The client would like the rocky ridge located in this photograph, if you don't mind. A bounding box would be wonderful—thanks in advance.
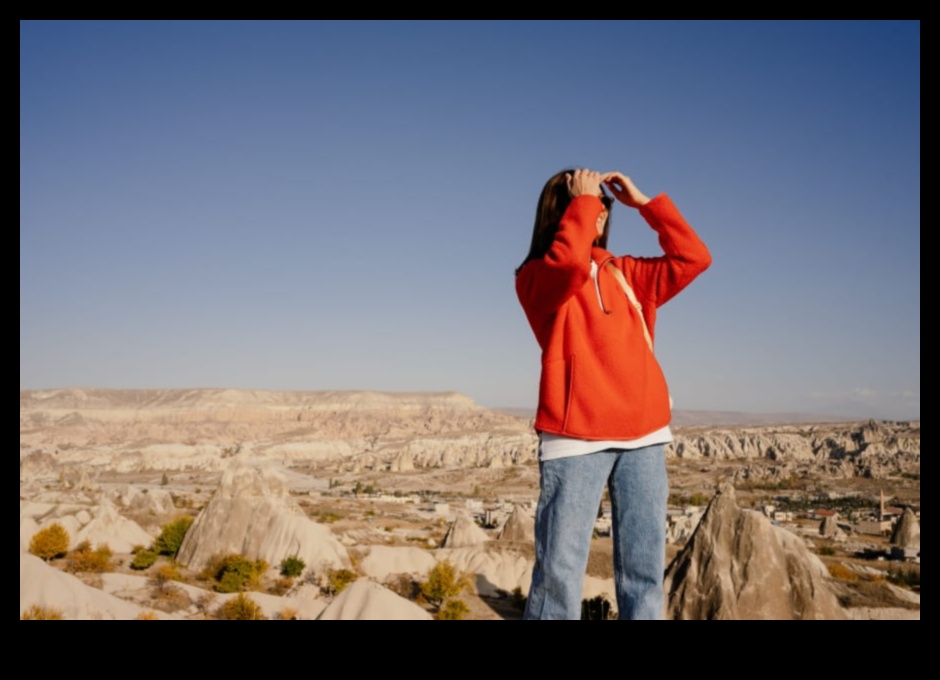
[20,389,919,479]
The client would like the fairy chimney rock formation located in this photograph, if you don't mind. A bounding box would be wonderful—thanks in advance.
[819,514,847,542]
[176,463,349,572]
[890,507,920,550]
[317,579,432,620]
[441,511,490,548]
[664,482,847,620]
[497,504,535,543]
[74,498,155,553]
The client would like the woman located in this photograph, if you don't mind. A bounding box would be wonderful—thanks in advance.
[515,168,711,620]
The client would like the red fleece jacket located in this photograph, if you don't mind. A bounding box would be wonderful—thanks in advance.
[516,193,711,439]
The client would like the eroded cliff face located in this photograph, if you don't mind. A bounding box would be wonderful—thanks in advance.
[673,419,920,479]
[20,388,538,474]
[20,389,919,478]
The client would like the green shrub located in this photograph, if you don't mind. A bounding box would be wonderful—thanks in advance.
[29,523,70,561]
[153,516,194,557]
[131,549,159,571]
[206,553,268,593]
[279,556,306,578]
[218,571,246,593]
[216,593,266,620]
[817,546,836,556]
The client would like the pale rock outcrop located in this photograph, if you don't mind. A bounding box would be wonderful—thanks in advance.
[207,588,328,620]
[403,433,537,469]
[73,498,155,553]
[438,546,533,597]
[359,545,437,581]
[68,468,98,492]
[109,485,175,516]
[849,607,920,620]
[840,582,920,620]
[20,501,86,540]
[99,571,202,616]
[20,517,40,553]
[176,463,349,572]
[33,515,82,548]
[389,451,414,472]
[667,509,705,544]
[358,543,535,599]
[582,575,616,604]
[819,514,847,542]
[497,504,535,543]
[890,507,920,550]
[20,500,86,521]
[317,579,432,620]
[441,511,490,548]
[96,571,328,620]
[20,499,153,554]
[19,450,57,483]
[664,482,847,620]
[883,582,920,606]
[20,553,173,620]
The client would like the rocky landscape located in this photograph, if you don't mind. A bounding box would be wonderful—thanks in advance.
[20,388,920,620]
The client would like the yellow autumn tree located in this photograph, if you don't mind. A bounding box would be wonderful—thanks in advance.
[29,523,70,561]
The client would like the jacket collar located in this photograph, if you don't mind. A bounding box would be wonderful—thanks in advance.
[591,246,615,267]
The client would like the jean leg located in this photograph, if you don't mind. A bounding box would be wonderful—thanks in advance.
[525,452,615,620]
[608,444,669,620]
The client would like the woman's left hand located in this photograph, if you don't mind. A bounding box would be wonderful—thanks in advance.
[601,172,651,209]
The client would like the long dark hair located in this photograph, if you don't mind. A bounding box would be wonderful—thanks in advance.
[515,168,610,275]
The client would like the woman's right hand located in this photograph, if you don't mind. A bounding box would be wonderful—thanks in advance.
[566,168,603,199]
[601,171,650,208]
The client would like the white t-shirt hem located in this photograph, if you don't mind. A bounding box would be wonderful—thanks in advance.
[538,426,673,461]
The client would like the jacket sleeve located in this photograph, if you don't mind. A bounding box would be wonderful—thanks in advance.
[516,195,603,319]
[618,194,712,308]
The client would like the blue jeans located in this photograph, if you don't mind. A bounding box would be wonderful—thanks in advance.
[524,444,668,620]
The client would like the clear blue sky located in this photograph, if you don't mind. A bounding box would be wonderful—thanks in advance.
[20,20,920,420]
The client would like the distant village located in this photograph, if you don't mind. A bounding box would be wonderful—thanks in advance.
[318,485,921,565]
[661,489,921,564]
